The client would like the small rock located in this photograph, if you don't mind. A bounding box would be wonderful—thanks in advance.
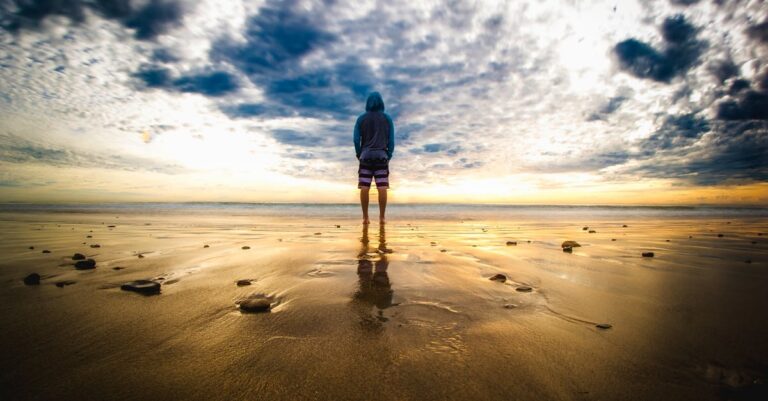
[440,249,447,252]
[55,280,76,288]
[611,239,617,241]
[86,235,92,238]
[239,298,271,313]
[642,252,654,258]
[588,230,596,234]
[23,273,41,285]
[112,267,125,270]
[203,244,209,248]
[582,227,589,230]
[314,232,322,235]
[242,246,250,250]
[622,224,628,228]
[72,253,86,260]
[335,225,341,228]
[75,259,96,269]
[503,304,517,309]
[236,279,252,286]
[489,274,507,283]
[90,244,100,248]
[717,234,724,238]
[430,242,437,246]
[42,250,51,253]
[665,239,670,242]
[759,233,764,236]
[120,280,161,295]
[689,235,693,239]
[137,254,144,258]
[28,246,34,250]
[596,323,612,329]
[107,225,115,228]
[561,241,581,248]
[563,246,573,253]
[516,286,533,292]
[506,241,517,246]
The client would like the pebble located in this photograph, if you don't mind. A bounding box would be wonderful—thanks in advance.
[72,253,85,260]
[112,267,125,270]
[516,286,533,292]
[107,225,115,228]
[611,239,617,241]
[717,234,724,238]
[503,304,517,309]
[563,246,573,253]
[596,323,612,329]
[120,280,161,295]
[335,225,341,228]
[489,274,507,283]
[642,252,654,258]
[440,249,447,252]
[622,224,628,228]
[242,246,250,250]
[74,259,96,269]
[506,241,517,246]
[239,298,271,313]
[90,244,100,248]
[588,230,596,233]
[55,280,76,288]
[314,232,322,235]
[42,250,51,253]
[86,235,92,238]
[561,241,581,248]
[28,246,34,250]
[23,273,41,285]
[204,244,209,248]
[137,254,144,258]
[236,279,252,286]
[582,227,589,231]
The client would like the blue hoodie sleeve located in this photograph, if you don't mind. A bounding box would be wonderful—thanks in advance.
[353,115,362,159]
[385,113,395,159]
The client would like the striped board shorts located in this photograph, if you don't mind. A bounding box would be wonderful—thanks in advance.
[358,158,389,189]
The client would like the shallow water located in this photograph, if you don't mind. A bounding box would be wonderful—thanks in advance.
[0,208,767,400]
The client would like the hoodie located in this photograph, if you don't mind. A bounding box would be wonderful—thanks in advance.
[353,92,395,160]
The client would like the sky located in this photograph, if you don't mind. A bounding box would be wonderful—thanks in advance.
[0,0,767,205]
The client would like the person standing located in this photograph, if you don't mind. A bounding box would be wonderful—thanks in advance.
[353,92,395,224]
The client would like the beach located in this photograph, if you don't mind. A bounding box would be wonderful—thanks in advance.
[1,204,767,401]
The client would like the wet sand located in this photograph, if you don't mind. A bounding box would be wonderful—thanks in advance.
[1,210,767,400]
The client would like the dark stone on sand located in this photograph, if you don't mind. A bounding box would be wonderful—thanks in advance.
[90,244,100,248]
[563,246,573,253]
[430,242,437,246]
[28,246,34,250]
[717,234,724,238]
[611,239,617,241]
[314,232,322,235]
[561,241,581,248]
[689,235,693,239]
[759,233,764,236]
[239,298,271,313]
[137,254,144,258]
[336,225,341,228]
[72,253,85,260]
[506,241,517,246]
[55,280,76,288]
[107,225,115,228]
[242,246,250,250]
[440,249,447,252]
[204,244,209,248]
[112,267,125,270]
[596,323,612,329]
[642,252,654,258]
[42,250,51,253]
[622,224,628,228]
[23,273,41,285]
[75,259,96,269]
[504,304,517,309]
[665,239,670,242]
[588,230,596,233]
[237,279,252,286]
[516,286,533,292]
[120,280,161,295]
[582,227,589,230]
[489,274,507,283]
[86,235,92,238]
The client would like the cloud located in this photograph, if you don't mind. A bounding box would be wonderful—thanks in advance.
[614,15,706,83]
[587,96,628,121]
[133,65,240,96]
[746,20,768,45]
[1,0,188,40]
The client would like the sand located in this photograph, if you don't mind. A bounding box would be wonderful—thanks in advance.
[1,209,767,401]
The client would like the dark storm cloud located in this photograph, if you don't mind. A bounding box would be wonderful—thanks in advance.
[642,113,710,152]
[0,0,186,40]
[670,0,700,5]
[270,127,347,148]
[132,65,240,97]
[746,20,768,44]
[717,90,768,120]
[708,59,740,84]
[614,15,706,83]
[0,134,186,173]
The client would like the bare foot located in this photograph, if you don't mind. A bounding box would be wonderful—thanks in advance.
[379,218,386,224]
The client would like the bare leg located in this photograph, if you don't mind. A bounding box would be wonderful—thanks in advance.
[378,188,387,223]
[360,187,370,224]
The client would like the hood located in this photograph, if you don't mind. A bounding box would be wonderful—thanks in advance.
[365,92,385,112]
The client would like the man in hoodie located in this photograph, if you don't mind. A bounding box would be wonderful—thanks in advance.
[353,92,395,224]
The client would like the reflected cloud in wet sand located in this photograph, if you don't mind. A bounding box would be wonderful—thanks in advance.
[352,224,393,331]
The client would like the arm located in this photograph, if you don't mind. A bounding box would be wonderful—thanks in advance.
[385,114,395,160]
[353,115,362,159]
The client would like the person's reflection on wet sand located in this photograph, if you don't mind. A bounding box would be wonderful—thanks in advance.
[352,224,393,331]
